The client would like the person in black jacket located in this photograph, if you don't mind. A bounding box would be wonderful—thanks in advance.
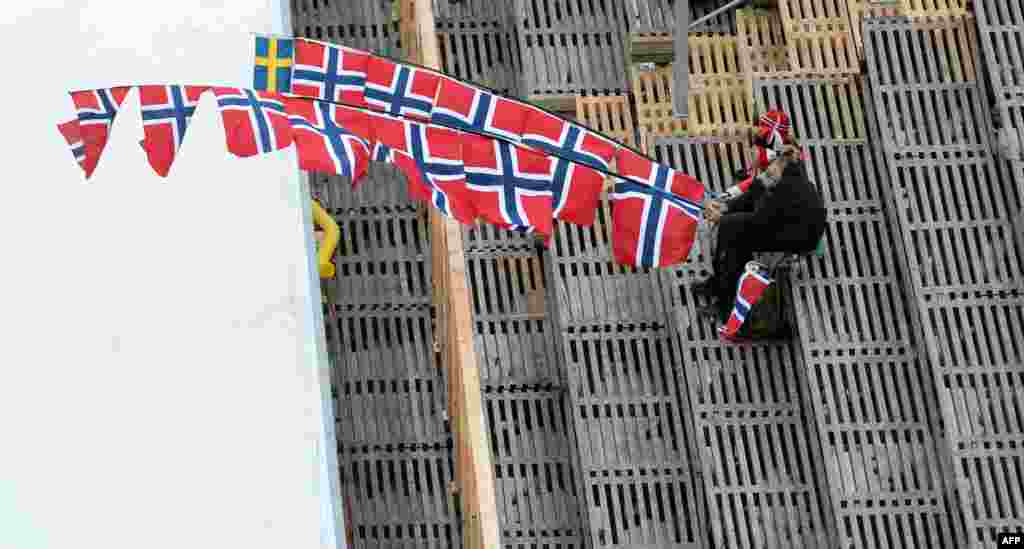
[695,143,827,323]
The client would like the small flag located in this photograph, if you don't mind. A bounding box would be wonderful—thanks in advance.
[719,265,773,341]
[56,119,87,173]
[254,36,294,93]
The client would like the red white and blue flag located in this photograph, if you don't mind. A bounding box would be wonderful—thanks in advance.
[463,133,555,236]
[68,87,132,178]
[431,77,532,142]
[719,267,773,341]
[212,87,293,157]
[521,107,618,171]
[138,85,209,177]
[400,123,476,224]
[56,119,87,173]
[285,97,371,184]
[550,158,606,227]
[364,56,440,122]
[610,148,704,268]
[367,109,414,153]
[292,39,369,108]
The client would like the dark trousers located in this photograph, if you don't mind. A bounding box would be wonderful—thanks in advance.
[711,212,826,317]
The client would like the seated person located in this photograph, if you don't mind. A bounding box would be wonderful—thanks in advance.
[695,141,827,324]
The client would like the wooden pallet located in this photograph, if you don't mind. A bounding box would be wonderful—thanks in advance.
[339,446,462,547]
[688,74,754,137]
[559,325,705,547]
[632,64,687,148]
[484,390,585,545]
[974,0,1024,100]
[628,32,673,64]
[437,21,522,97]
[737,8,793,80]
[775,0,860,74]
[575,95,637,149]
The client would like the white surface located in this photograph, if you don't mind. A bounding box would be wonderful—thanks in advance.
[0,3,342,548]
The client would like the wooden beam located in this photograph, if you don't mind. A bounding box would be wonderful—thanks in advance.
[403,2,501,548]
[527,93,579,116]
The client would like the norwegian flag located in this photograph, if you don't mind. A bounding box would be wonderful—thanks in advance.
[292,39,369,108]
[138,85,209,177]
[370,141,393,163]
[521,107,618,171]
[69,87,132,178]
[550,158,605,227]
[463,133,555,236]
[212,87,293,158]
[400,123,476,224]
[719,267,773,341]
[431,77,532,142]
[610,149,705,268]
[367,109,414,153]
[286,97,371,184]
[365,56,440,121]
[56,119,87,173]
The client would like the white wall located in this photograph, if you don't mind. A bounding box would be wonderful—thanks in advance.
[0,3,343,548]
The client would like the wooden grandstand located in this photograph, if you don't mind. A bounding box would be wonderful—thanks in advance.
[292,0,1024,547]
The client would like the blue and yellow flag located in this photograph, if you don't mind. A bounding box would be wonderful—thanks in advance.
[253,36,294,93]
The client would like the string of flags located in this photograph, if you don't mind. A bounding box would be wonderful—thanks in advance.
[53,34,787,336]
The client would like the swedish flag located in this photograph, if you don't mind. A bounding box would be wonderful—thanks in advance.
[253,36,294,93]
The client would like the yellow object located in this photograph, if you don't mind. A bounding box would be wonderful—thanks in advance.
[312,199,339,279]
[255,39,292,92]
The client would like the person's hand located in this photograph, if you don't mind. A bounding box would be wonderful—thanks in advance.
[705,200,724,224]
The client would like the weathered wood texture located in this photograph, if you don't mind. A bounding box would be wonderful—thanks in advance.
[654,136,837,549]
[291,0,401,56]
[312,168,459,546]
[576,95,638,149]
[559,324,705,548]
[552,194,668,326]
[485,388,585,546]
[753,76,963,548]
[513,0,631,98]
[974,0,1024,101]
[865,16,1024,547]
[776,0,860,75]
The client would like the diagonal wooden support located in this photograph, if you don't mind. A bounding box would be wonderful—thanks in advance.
[401,2,501,548]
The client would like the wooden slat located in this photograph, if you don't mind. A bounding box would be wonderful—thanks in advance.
[436,21,522,96]
[865,17,1024,547]
[559,326,706,548]
[406,2,501,549]
[777,0,860,75]
[516,0,630,96]
[737,8,792,81]
[551,193,667,326]
[484,391,585,545]
[974,0,1024,101]
[339,446,462,547]
[575,95,637,148]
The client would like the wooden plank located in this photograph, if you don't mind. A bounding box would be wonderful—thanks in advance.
[737,8,793,81]
[436,21,521,96]
[575,94,637,148]
[974,0,1024,101]
[633,64,688,147]
[515,0,631,96]
[864,17,1024,547]
[406,2,501,549]
[551,193,667,326]
[558,326,706,548]
[527,93,578,115]
[339,446,462,547]
[484,391,585,545]
[777,0,861,75]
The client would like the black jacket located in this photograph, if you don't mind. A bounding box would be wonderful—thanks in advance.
[723,161,827,251]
